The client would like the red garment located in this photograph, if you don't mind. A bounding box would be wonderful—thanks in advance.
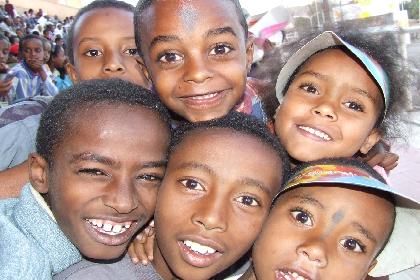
[9,43,18,56]
[4,3,14,18]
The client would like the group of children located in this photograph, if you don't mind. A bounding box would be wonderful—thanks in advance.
[0,0,419,279]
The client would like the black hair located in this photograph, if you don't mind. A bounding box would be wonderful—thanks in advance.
[36,78,171,166]
[168,111,290,186]
[66,0,134,64]
[19,34,43,54]
[134,0,248,57]
[280,29,409,142]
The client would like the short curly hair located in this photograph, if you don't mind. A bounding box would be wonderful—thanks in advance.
[36,78,171,166]
[169,111,290,186]
[280,29,410,142]
[66,0,134,64]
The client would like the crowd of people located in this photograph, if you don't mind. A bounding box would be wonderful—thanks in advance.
[0,1,72,105]
[0,0,419,280]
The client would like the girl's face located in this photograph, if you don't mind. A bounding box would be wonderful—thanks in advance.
[275,49,383,162]
[52,47,66,68]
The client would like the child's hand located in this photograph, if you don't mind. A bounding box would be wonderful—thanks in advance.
[0,78,13,97]
[128,220,155,265]
[0,63,9,73]
[359,141,399,172]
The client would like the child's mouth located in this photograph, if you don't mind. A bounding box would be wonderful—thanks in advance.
[178,239,223,268]
[180,90,228,108]
[85,218,137,245]
[297,125,332,141]
[276,270,312,280]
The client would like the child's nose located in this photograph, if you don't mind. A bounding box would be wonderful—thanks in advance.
[296,238,328,268]
[102,180,139,214]
[183,56,213,84]
[191,193,227,232]
[103,53,126,74]
[311,99,338,121]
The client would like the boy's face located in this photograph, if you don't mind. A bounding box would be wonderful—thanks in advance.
[138,0,253,122]
[275,49,383,162]
[153,129,283,280]
[0,39,10,64]
[31,104,169,259]
[68,8,148,87]
[22,38,44,72]
[252,185,394,280]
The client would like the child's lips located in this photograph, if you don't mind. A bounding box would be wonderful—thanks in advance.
[275,268,314,280]
[179,89,229,108]
[84,217,139,246]
[177,235,225,268]
[296,124,338,142]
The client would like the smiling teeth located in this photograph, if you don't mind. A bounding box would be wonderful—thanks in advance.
[191,92,218,100]
[183,240,216,255]
[86,219,132,235]
[279,271,308,280]
[299,125,331,141]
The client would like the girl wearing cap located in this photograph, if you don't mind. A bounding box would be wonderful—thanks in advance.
[273,30,408,169]
[242,157,420,280]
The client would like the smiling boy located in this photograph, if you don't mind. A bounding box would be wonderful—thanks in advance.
[0,79,171,279]
[134,0,266,122]
[54,112,290,280]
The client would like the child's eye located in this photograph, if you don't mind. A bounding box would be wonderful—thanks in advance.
[291,209,313,226]
[78,168,107,176]
[209,44,233,55]
[179,179,204,191]
[343,101,364,112]
[300,83,318,95]
[137,174,162,182]
[235,195,260,207]
[339,238,365,253]
[158,52,182,63]
[84,49,103,57]
[124,48,138,56]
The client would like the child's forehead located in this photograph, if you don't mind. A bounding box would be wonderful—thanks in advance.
[142,0,243,34]
[24,38,43,47]
[75,8,134,34]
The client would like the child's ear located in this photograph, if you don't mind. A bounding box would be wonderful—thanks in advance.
[136,56,152,84]
[245,34,255,74]
[360,128,381,155]
[66,63,79,83]
[29,153,49,194]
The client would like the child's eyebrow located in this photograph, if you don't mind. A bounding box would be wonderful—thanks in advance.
[149,35,180,50]
[238,177,271,195]
[70,153,167,169]
[351,221,377,243]
[298,70,328,81]
[291,194,325,209]
[70,152,116,166]
[206,26,237,38]
[175,161,214,175]
[351,87,376,102]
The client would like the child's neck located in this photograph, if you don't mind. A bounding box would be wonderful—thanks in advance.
[238,265,256,280]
